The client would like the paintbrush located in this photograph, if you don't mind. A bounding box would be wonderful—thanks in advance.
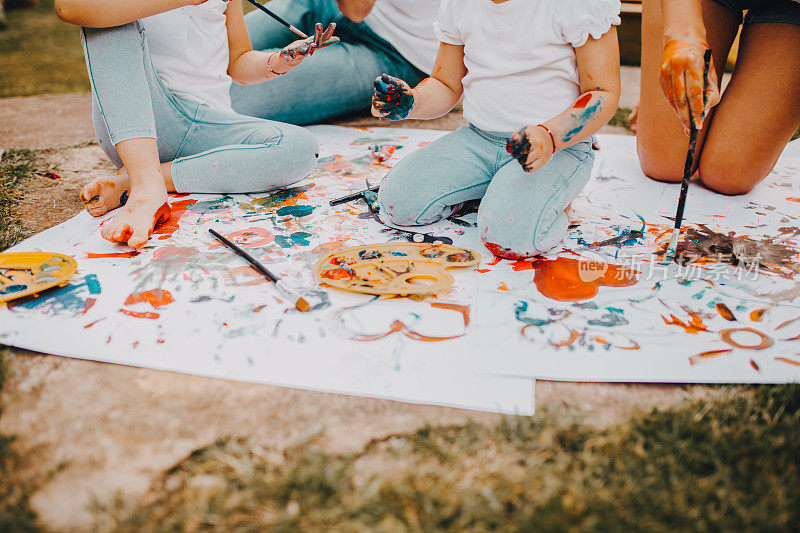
[572,230,645,252]
[329,184,381,206]
[664,48,713,263]
[209,228,310,312]
[243,0,309,39]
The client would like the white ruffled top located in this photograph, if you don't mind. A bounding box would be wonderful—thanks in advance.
[434,0,621,132]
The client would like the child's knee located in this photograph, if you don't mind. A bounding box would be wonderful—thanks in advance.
[478,206,568,260]
[276,126,319,186]
[377,169,436,226]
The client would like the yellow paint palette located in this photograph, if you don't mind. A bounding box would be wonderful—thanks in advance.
[314,243,481,296]
[0,252,78,303]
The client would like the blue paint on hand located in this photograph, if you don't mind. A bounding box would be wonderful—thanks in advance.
[372,74,414,121]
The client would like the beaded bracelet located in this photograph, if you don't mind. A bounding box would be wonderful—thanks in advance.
[265,52,287,77]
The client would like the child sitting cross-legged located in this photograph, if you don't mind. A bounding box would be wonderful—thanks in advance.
[372,0,622,259]
[56,0,336,248]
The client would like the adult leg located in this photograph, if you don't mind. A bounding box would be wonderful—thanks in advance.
[636,0,739,182]
[378,127,498,226]
[478,143,595,259]
[698,22,800,195]
[231,40,425,125]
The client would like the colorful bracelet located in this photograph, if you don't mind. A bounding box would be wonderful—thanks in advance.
[537,124,556,154]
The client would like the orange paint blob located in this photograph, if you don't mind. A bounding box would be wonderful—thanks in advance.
[531,257,638,302]
[321,268,354,280]
[689,349,732,365]
[119,308,160,319]
[86,251,140,259]
[125,289,175,309]
[497,282,510,291]
[774,356,800,367]
[511,260,535,271]
[662,311,709,334]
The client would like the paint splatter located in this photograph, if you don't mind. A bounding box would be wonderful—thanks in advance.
[125,289,175,309]
[531,257,638,302]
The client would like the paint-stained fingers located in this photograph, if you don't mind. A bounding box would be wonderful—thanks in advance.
[313,22,323,48]
[321,22,336,43]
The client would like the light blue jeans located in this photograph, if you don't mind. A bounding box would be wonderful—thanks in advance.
[81,22,319,193]
[378,125,595,259]
[229,0,427,125]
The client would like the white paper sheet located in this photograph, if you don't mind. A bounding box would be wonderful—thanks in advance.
[0,126,534,414]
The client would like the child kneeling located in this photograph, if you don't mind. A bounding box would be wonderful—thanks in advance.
[372,0,621,259]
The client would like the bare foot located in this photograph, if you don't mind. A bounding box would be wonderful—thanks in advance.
[80,169,130,217]
[100,178,171,249]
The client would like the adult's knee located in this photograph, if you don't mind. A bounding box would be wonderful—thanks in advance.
[636,136,685,183]
[698,157,763,196]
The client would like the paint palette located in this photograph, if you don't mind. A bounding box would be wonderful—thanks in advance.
[314,243,481,296]
[0,252,78,303]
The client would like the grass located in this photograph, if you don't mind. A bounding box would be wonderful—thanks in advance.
[0,149,36,251]
[0,0,87,98]
[93,385,800,532]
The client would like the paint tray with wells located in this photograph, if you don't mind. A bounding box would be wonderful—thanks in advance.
[314,243,481,296]
[0,252,78,303]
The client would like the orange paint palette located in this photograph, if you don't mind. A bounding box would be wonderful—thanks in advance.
[314,243,481,296]
[0,252,78,303]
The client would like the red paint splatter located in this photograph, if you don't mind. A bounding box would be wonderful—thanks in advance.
[83,318,106,329]
[86,251,140,258]
[152,198,197,238]
[486,256,501,266]
[511,260,535,271]
[476,269,490,273]
[483,241,531,261]
[532,257,638,302]
[750,359,761,372]
[788,198,800,203]
[125,289,175,309]
[119,308,160,319]
[574,93,592,109]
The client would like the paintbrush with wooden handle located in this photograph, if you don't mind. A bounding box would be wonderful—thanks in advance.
[664,48,713,263]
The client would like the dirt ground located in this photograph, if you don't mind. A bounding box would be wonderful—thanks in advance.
[0,87,701,531]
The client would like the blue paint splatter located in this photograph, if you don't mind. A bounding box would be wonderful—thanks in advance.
[9,274,102,316]
[274,232,312,248]
[276,205,316,218]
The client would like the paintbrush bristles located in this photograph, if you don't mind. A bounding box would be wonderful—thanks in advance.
[665,228,681,261]
[295,297,310,313]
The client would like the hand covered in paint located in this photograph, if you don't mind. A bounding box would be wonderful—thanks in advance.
[371,74,414,120]
[506,125,555,173]
[659,39,721,133]
[275,23,338,71]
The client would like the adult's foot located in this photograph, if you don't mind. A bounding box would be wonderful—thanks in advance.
[80,169,130,217]
[100,176,170,249]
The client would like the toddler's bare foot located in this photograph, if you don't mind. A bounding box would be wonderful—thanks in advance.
[100,179,171,249]
[80,169,131,217]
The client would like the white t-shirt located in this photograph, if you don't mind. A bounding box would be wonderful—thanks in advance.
[364,0,442,74]
[434,0,621,133]
[142,0,233,112]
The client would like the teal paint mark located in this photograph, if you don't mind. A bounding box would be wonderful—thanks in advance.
[390,252,408,256]
[514,301,554,327]
[9,274,101,316]
[274,232,312,248]
[573,302,599,309]
[589,309,628,327]
[563,99,602,142]
[276,205,316,218]
[187,195,235,215]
